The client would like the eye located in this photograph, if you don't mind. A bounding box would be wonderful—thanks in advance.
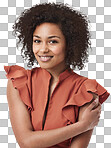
[33,40,41,43]
[49,40,58,44]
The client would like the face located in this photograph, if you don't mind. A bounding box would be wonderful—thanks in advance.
[33,22,66,71]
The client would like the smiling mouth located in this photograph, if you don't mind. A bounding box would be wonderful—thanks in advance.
[38,55,53,57]
[38,55,53,62]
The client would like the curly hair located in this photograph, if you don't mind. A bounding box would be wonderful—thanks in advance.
[13,2,91,70]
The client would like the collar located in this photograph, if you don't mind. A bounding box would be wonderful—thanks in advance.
[41,67,74,83]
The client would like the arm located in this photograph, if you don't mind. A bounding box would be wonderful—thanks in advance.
[70,93,100,148]
[7,80,101,148]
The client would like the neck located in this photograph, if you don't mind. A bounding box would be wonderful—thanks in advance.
[45,63,70,82]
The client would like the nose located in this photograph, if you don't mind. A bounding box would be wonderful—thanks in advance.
[40,42,49,52]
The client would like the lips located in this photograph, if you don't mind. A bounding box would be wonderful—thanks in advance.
[38,55,53,62]
[38,55,53,57]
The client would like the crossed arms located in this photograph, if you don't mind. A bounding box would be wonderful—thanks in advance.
[7,79,101,148]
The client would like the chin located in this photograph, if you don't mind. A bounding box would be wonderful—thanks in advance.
[38,62,58,70]
[39,65,54,70]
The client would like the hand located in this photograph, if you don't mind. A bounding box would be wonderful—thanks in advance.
[79,98,101,131]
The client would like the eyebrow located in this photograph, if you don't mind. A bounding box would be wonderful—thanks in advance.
[33,35,60,39]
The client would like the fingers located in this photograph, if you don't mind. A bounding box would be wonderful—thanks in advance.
[98,102,101,106]
[92,103,101,115]
[87,98,99,111]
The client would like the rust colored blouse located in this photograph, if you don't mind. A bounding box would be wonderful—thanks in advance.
[4,65,110,148]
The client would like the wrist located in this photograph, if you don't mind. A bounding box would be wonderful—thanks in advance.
[78,120,89,132]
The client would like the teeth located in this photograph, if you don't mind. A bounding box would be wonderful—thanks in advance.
[40,56,52,59]
[38,55,53,61]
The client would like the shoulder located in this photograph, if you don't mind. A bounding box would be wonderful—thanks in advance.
[70,71,88,88]
[74,72,108,98]
[4,65,34,111]
[71,71,101,91]
[7,79,21,104]
[70,71,110,106]
[4,65,41,79]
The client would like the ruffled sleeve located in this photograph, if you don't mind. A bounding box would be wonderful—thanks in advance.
[62,79,110,124]
[4,65,33,111]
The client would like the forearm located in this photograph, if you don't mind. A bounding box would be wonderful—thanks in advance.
[70,94,99,148]
[70,129,93,148]
[22,121,88,148]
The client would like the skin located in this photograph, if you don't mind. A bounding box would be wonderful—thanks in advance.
[71,98,100,148]
[33,22,68,83]
[7,81,101,148]
[6,22,101,148]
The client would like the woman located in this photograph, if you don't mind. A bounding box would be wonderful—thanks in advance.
[4,3,110,148]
